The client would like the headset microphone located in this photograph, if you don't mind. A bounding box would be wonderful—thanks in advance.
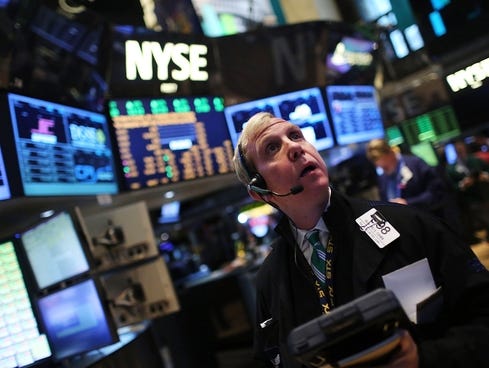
[248,180,304,197]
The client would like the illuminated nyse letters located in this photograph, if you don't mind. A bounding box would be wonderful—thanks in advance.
[446,57,489,92]
[125,40,209,82]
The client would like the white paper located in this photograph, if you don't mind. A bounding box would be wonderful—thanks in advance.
[382,258,436,323]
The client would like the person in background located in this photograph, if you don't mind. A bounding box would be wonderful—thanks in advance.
[232,112,489,368]
[365,138,459,230]
[446,139,489,242]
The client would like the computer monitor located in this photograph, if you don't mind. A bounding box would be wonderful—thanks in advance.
[324,85,385,146]
[101,257,180,327]
[108,95,234,191]
[5,92,119,196]
[0,143,11,201]
[77,201,159,272]
[0,237,52,367]
[19,211,91,291]
[35,278,119,361]
[399,105,461,146]
[224,87,335,151]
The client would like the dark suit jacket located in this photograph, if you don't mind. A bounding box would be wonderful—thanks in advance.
[254,190,489,368]
[377,154,446,211]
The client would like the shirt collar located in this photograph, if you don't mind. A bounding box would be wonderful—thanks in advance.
[294,187,331,250]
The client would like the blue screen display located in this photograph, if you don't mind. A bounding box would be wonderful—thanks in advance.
[36,279,118,361]
[0,144,11,201]
[108,95,234,190]
[7,93,119,196]
[224,87,335,152]
[325,85,385,146]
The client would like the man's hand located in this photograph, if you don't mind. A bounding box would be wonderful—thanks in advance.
[383,329,419,368]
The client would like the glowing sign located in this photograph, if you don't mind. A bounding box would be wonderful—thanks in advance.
[446,57,489,92]
[125,40,209,82]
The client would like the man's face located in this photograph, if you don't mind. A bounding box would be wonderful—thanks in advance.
[247,120,329,204]
[374,152,398,175]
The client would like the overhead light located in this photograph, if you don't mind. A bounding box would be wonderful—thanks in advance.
[40,210,55,218]
[164,191,175,199]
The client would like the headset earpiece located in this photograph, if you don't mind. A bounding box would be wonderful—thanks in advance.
[238,144,268,193]
[249,173,267,191]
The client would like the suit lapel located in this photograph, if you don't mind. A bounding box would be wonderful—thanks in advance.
[324,191,388,297]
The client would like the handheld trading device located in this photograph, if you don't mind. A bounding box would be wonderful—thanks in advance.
[287,288,409,368]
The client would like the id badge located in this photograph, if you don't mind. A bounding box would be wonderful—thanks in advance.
[356,208,400,248]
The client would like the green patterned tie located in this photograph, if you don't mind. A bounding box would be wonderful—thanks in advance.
[307,229,326,287]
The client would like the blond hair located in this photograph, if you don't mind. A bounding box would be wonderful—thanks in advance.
[232,112,280,185]
[366,138,395,162]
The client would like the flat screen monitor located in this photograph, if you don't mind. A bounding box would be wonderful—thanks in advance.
[0,238,52,367]
[20,211,91,291]
[6,92,119,196]
[108,95,234,191]
[0,144,11,201]
[35,278,119,361]
[78,201,159,271]
[325,85,385,146]
[224,87,335,151]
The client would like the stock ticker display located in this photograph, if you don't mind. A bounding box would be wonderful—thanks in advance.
[108,96,234,190]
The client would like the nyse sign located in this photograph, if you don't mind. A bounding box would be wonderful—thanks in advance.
[125,40,209,83]
[446,57,489,93]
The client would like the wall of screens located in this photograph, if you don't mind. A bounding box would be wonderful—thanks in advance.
[0,85,393,199]
[4,92,119,197]
[108,95,234,191]
[224,87,335,151]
